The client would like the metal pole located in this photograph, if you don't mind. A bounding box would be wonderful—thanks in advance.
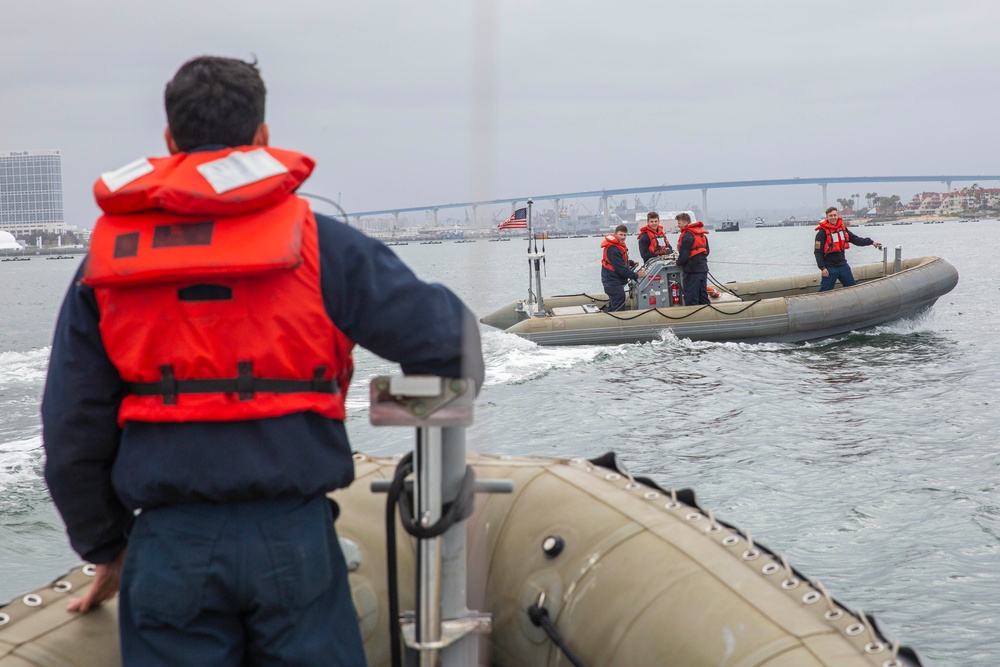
[701,188,709,224]
[894,246,902,274]
[415,427,444,667]
[369,376,508,667]
[438,427,477,666]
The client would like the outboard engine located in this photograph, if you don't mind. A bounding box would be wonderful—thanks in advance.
[635,255,685,309]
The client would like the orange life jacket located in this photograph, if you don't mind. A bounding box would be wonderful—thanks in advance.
[678,221,708,257]
[82,147,354,427]
[601,234,632,271]
[638,224,668,256]
[815,218,850,254]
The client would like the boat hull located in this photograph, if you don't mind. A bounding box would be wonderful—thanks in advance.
[481,256,958,346]
[0,453,921,667]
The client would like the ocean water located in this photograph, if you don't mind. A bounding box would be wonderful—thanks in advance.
[2,221,998,666]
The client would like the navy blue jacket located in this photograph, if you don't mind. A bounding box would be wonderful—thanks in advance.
[601,245,639,286]
[677,229,710,274]
[814,227,876,269]
[42,212,485,564]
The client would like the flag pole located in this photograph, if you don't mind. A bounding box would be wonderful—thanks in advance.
[527,199,544,315]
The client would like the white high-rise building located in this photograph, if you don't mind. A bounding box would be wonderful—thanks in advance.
[0,149,65,235]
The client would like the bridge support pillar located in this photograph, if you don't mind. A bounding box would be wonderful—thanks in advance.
[946,180,952,192]
[821,183,828,211]
[471,205,478,227]
[701,188,709,223]
[433,208,439,226]
[601,195,609,229]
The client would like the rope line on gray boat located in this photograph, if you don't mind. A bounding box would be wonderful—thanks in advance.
[384,452,478,667]
[709,259,816,267]
[528,596,588,667]
[601,298,761,322]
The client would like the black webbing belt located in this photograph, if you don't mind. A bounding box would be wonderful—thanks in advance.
[128,362,339,404]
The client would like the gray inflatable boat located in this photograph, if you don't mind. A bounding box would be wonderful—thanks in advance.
[480,253,958,346]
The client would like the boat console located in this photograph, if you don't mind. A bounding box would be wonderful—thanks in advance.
[634,256,685,309]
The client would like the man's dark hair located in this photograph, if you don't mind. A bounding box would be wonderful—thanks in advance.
[615,224,628,233]
[825,206,838,215]
[646,211,659,222]
[164,56,266,151]
[675,212,691,224]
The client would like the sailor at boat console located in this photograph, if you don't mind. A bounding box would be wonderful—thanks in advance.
[637,212,674,263]
[814,206,882,292]
[601,224,646,311]
[675,212,712,305]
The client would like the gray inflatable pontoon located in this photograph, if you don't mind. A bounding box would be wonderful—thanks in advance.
[480,255,958,346]
[0,454,921,667]
[0,452,923,666]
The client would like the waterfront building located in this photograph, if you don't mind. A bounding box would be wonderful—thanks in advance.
[0,149,65,236]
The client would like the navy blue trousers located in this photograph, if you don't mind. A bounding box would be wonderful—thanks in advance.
[118,496,366,667]
[682,272,710,305]
[818,264,856,292]
[602,280,628,312]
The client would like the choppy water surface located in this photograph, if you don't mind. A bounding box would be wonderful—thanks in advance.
[2,222,998,665]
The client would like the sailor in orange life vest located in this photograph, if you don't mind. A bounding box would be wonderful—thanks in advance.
[814,206,882,292]
[601,224,647,311]
[637,211,674,263]
[41,55,484,667]
[675,212,712,305]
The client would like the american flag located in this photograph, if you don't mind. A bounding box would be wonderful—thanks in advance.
[497,208,528,229]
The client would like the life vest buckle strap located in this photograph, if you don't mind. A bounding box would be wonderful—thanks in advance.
[312,366,330,393]
[237,361,255,401]
[159,365,178,405]
[126,365,342,403]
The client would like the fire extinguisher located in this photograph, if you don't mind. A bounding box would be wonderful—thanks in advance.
[670,281,681,305]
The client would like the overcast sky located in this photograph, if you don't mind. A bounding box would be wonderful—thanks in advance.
[4,0,999,226]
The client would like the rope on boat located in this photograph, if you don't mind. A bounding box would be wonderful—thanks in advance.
[709,259,816,267]
[527,600,588,667]
[384,452,478,667]
[602,298,761,322]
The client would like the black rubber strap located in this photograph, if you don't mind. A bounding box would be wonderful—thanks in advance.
[128,364,339,401]
[528,603,587,667]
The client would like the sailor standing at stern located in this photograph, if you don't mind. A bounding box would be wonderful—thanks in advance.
[675,212,711,305]
[601,224,646,311]
[41,55,484,667]
[814,206,882,292]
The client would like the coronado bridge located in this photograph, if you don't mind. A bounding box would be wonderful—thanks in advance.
[339,175,1000,229]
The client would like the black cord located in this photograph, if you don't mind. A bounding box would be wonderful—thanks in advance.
[385,452,412,667]
[384,453,478,667]
[527,603,587,667]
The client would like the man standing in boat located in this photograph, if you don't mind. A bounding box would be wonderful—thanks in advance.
[41,55,484,667]
[637,211,674,264]
[675,212,711,305]
[814,206,882,292]
[601,224,646,311]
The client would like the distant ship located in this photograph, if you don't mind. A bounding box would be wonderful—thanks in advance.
[717,218,740,232]
[755,216,767,228]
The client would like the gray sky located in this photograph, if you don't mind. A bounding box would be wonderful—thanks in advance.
[3,0,999,226]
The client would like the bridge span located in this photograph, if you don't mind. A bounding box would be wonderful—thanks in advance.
[347,175,1000,227]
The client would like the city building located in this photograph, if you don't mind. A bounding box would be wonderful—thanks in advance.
[0,149,65,236]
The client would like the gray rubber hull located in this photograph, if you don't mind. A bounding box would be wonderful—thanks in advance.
[480,256,958,346]
[0,453,923,667]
